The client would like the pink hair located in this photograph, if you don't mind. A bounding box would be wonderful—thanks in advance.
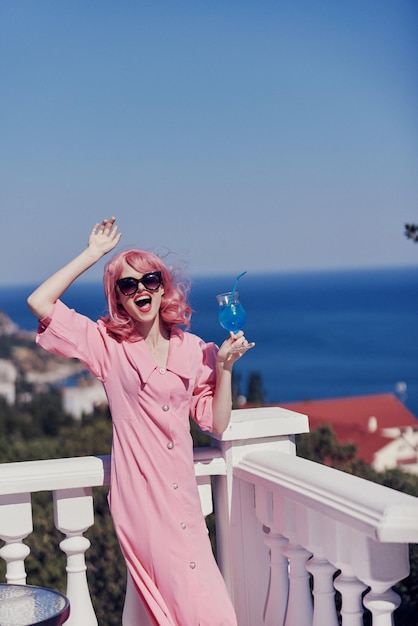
[101,249,192,341]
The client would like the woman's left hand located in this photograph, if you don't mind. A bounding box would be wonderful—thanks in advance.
[216,331,255,366]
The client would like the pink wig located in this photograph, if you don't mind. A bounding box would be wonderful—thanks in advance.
[101,249,192,341]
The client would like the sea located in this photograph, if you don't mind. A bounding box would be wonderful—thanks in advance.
[1,266,418,417]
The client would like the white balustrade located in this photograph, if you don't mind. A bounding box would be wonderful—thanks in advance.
[235,449,418,625]
[0,456,108,626]
[0,407,418,626]
[210,405,309,626]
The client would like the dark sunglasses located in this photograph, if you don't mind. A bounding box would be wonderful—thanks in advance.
[116,271,163,296]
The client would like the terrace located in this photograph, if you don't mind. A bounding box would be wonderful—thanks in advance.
[1,406,418,625]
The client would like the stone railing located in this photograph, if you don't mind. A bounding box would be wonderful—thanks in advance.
[1,407,418,625]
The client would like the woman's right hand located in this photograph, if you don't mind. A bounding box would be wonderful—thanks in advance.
[27,217,122,320]
[88,217,122,259]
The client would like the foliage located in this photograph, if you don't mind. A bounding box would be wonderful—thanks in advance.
[405,223,418,242]
[231,369,266,406]
[246,371,265,405]
[296,423,358,470]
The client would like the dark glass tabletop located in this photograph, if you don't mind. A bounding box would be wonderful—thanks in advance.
[0,584,70,626]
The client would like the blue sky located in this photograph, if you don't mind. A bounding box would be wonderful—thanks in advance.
[1,0,417,285]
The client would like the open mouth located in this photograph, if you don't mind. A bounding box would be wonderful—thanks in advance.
[135,296,152,311]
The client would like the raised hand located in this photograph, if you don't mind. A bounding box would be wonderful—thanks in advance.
[88,217,122,258]
[27,217,122,320]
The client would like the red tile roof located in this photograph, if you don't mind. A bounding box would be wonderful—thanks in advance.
[280,393,418,465]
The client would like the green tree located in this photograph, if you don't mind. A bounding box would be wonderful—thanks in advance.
[246,371,265,405]
[231,370,241,408]
[296,423,359,470]
[405,223,418,242]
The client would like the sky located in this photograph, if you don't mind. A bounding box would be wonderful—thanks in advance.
[1,0,418,285]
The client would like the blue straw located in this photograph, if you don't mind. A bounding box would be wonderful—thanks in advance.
[231,271,247,295]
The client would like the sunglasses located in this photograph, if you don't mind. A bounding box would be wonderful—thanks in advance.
[116,271,163,296]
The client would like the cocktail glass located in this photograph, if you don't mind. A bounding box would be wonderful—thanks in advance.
[216,291,247,333]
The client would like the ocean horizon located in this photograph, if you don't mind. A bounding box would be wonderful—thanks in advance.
[1,265,418,417]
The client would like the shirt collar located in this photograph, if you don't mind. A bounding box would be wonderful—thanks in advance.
[122,330,192,384]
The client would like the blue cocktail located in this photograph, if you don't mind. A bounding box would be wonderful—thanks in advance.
[216,291,247,333]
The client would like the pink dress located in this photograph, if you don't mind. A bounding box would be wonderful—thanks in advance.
[37,300,237,626]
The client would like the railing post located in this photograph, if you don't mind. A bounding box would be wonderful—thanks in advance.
[263,529,289,626]
[210,407,309,626]
[305,509,338,626]
[307,555,339,626]
[333,572,368,626]
[53,487,97,626]
[255,486,289,626]
[352,534,408,626]
[0,493,32,585]
[362,587,401,626]
[324,520,367,626]
[282,542,313,626]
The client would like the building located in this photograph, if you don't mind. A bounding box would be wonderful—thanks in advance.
[62,379,108,420]
[281,393,418,473]
[0,359,18,405]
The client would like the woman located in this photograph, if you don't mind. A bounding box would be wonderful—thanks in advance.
[27,217,254,626]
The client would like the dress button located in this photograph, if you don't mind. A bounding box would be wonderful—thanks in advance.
[189,562,196,569]
[167,442,174,450]
[171,482,178,489]
[180,522,187,529]
[159,367,166,374]
[162,404,169,412]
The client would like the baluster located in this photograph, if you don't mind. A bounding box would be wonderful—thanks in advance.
[53,487,97,626]
[282,542,313,626]
[0,493,32,585]
[351,536,408,626]
[263,528,289,626]
[362,584,401,626]
[306,555,338,626]
[333,571,367,626]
